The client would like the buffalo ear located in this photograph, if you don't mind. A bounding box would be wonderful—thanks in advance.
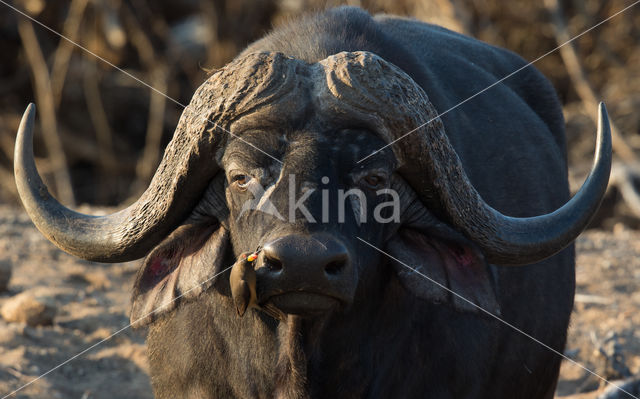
[386,228,500,315]
[130,222,229,327]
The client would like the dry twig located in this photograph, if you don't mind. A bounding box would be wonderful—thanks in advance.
[545,0,640,218]
[17,16,76,206]
[121,4,169,191]
[50,0,89,110]
[82,56,118,202]
[413,0,472,34]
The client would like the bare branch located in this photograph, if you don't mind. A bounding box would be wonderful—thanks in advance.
[17,17,76,206]
[545,0,640,220]
[50,0,89,110]
[0,162,19,200]
[413,0,472,34]
[544,0,636,164]
[611,161,640,218]
[82,56,118,202]
[121,5,169,190]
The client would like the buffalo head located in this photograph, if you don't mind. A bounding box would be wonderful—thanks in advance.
[14,51,611,325]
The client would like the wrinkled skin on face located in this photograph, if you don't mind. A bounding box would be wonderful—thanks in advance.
[223,127,395,307]
[139,138,498,399]
[218,117,499,312]
[132,69,502,399]
[130,50,501,332]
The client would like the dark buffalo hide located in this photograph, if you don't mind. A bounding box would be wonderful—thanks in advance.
[140,7,574,399]
[14,6,612,399]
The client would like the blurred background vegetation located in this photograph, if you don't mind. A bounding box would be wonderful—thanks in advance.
[0,0,638,227]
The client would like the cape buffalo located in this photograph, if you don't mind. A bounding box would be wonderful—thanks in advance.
[14,6,611,399]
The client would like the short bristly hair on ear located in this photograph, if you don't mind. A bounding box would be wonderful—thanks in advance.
[130,176,231,327]
[130,222,229,327]
[385,176,500,315]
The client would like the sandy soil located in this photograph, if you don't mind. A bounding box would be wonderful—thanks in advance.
[0,207,151,399]
[0,205,638,399]
[556,226,640,398]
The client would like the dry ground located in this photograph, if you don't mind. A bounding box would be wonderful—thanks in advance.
[0,205,638,398]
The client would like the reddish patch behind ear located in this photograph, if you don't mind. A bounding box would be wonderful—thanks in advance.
[131,222,229,326]
[387,228,500,315]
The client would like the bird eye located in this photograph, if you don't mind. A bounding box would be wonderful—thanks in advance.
[232,174,251,190]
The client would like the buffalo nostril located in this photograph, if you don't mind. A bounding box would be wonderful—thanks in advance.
[264,257,283,273]
[262,236,350,277]
[262,242,284,273]
[324,259,347,276]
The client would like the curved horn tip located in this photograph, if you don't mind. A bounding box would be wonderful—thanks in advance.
[15,104,37,158]
[13,100,216,264]
[22,103,36,123]
[597,102,609,129]
[19,103,36,133]
[595,102,612,165]
[598,101,606,112]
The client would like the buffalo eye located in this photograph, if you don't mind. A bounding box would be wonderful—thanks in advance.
[231,174,251,191]
[360,174,386,190]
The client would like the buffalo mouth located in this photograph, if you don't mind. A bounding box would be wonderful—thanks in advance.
[265,291,341,315]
